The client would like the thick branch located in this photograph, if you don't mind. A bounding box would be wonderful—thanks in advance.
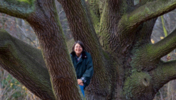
[99,0,121,51]
[129,19,157,72]
[0,0,35,18]
[58,0,99,47]
[99,1,109,48]
[118,0,176,39]
[1,0,82,99]
[150,60,176,93]
[26,0,82,99]
[147,28,176,60]
[0,30,54,100]
[99,0,133,52]
[86,0,100,33]
[131,28,176,71]
[133,18,157,47]
[123,72,153,100]
[99,0,106,14]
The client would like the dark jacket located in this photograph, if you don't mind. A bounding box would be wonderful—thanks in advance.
[70,51,94,88]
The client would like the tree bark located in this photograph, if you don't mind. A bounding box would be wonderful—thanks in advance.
[1,0,82,99]
[58,0,114,99]
[0,29,54,99]
[1,0,176,100]
[26,0,82,99]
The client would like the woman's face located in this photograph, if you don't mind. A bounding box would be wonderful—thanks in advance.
[74,43,83,55]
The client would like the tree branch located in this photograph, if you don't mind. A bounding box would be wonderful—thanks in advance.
[0,0,82,99]
[26,0,82,99]
[0,0,35,19]
[0,30,54,99]
[99,0,124,51]
[131,28,176,71]
[99,1,109,48]
[123,71,153,100]
[86,0,100,33]
[147,28,176,60]
[118,0,176,40]
[150,60,176,93]
[133,18,157,47]
[99,0,134,52]
[130,0,176,24]
[99,0,106,15]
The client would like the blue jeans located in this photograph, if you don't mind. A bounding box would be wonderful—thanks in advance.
[79,85,85,97]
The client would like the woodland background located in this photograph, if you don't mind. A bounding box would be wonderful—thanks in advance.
[0,0,176,100]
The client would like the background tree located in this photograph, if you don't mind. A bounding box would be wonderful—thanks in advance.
[1,0,176,100]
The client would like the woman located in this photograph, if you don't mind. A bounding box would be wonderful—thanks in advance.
[70,40,94,96]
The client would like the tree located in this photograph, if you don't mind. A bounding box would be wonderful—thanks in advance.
[0,0,176,100]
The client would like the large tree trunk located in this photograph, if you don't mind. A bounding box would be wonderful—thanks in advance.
[1,0,176,100]
[0,0,82,100]
[26,1,82,100]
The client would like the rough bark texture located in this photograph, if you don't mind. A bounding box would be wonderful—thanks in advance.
[1,0,176,100]
[26,0,82,100]
[0,29,54,100]
[59,1,113,99]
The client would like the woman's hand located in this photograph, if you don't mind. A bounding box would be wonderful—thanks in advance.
[77,79,84,86]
